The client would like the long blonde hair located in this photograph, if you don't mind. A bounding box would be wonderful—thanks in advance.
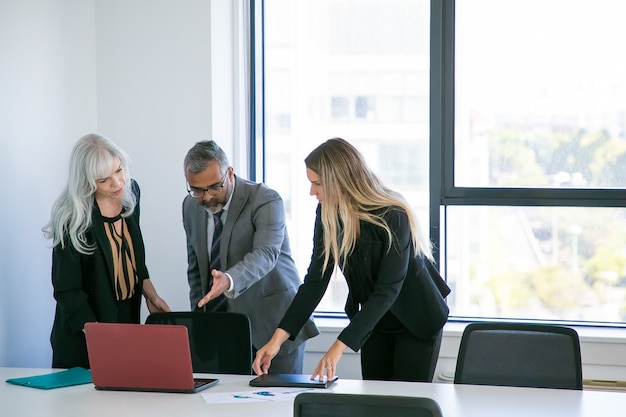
[42,133,136,254]
[305,138,432,272]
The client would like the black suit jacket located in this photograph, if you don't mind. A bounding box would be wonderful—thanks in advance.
[50,180,148,368]
[279,205,450,352]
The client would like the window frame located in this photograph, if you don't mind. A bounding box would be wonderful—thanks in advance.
[430,0,626,269]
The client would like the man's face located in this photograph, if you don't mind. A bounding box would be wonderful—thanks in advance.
[186,160,233,214]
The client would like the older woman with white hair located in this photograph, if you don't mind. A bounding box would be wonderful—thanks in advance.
[43,133,170,369]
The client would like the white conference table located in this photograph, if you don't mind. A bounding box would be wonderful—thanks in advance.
[2,367,625,417]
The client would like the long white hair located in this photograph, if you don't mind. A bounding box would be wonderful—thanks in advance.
[42,133,136,254]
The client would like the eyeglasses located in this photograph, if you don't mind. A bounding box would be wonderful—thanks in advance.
[187,175,227,198]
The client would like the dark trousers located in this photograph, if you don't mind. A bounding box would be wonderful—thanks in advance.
[360,324,443,382]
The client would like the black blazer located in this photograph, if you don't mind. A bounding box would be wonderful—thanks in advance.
[50,180,149,368]
[279,205,450,352]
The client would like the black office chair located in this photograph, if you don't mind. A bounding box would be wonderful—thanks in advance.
[454,322,582,390]
[145,311,253,375]
[293,392,443,417]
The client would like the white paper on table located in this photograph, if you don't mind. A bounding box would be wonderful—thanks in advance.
[201,387,313,404]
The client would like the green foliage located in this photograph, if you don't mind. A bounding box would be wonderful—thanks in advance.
[486,270,533,309]
[528,264,592,310]
[487,129,547,186]
[471,128,626,320]
[585,246,626,285]
[487,127,626,187]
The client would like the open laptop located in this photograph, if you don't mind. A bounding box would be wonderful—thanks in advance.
[249,374,338,389]
[84,322,219,393]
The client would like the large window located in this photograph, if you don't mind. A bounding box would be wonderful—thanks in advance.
[258,0,626,325]
[435,0,626,325]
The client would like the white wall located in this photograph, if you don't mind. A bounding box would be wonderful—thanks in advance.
[94,0,219,314]
[0,0,98,367]
[0,0,231,367]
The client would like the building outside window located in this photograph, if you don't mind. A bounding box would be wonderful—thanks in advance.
[260,0,431,312]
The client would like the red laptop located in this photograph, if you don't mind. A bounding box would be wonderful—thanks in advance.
[84,322,218,393]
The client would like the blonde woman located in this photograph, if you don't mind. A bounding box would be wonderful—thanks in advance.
[253,138,450,382]
[43,133,170,368]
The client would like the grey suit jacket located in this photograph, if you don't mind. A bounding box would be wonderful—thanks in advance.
[183,175,319,356]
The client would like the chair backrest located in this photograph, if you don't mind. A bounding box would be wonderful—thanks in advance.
[293,392,443,417]
[454,322,582,390]
[145,311,253,375]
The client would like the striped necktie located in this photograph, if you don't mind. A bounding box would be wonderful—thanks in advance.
[210,209,224,272]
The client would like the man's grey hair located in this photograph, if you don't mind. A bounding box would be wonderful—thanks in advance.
[184,140,230,174]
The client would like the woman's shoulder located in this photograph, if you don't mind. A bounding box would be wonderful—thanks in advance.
[127,179,140,207]
[130,179,140,196]
[376,205,408,222]
[361,205,408,233]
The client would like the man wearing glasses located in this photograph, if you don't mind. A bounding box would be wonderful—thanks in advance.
[182,140,319,374]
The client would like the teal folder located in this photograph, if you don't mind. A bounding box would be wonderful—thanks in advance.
[5,367,92,389]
